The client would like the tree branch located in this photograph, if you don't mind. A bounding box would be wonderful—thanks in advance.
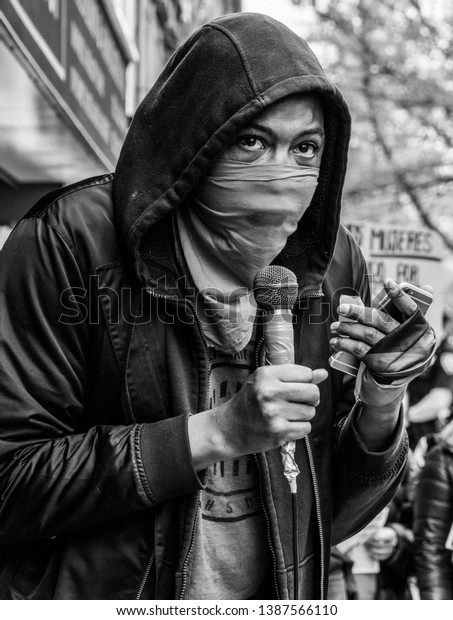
[364,86,453,250]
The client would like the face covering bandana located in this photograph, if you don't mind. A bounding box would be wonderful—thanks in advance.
[175,160,319,352]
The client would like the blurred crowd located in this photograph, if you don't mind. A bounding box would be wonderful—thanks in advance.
[328,310,453,600]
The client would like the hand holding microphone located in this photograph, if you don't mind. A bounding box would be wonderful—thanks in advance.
[188,267,327,473]
[217,364,326,454]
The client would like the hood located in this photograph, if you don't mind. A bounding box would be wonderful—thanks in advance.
[113,12,351,293]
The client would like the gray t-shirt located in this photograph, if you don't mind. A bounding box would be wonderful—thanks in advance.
[183,342,271,599]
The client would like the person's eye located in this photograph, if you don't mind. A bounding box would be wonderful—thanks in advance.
[236,135,266,151]
[293,142,318,159]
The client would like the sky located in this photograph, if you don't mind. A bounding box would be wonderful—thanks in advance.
[241,0,314,37]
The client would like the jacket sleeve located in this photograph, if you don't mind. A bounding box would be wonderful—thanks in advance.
[0,215,201,545]
[413,444,453,599]
[331,406,408,544]
[330,229,408,543]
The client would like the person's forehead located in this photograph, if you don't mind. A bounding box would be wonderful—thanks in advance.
[247,93,324,128]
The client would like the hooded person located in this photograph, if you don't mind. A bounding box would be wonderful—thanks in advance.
[0,13,436,600]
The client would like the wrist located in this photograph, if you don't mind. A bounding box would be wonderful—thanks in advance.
[358,366,408,407]
[187,404,240,471]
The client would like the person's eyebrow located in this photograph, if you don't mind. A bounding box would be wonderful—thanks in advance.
[301,127,325,140]
[239,121,325,140]
[292,126,326,141]
[238,121,275,137]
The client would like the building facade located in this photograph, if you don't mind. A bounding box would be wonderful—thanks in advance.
[0,0,241,237]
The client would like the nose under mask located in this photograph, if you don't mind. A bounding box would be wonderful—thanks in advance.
[191,160,319,281]
[175,159,319,352]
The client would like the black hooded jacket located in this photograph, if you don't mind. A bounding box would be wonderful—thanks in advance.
[0,13,407,599]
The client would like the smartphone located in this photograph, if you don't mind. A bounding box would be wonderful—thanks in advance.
[371,282,433,323]
[329,282,433,377]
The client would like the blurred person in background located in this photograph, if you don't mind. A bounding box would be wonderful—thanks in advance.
[329,462,415,600]
[413,419,453,599]
[327,547,357,600]
[0,13,436,600]
[359,472,416,600]
[406,310,453,449]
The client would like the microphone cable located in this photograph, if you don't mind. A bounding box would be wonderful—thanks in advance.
[292,493,299,600]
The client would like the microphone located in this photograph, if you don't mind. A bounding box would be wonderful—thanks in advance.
[253,266,300,494]
[253,265,299,366]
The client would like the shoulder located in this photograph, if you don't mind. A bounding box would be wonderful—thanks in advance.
[335,223,365,258]
[326,223,368,292]
[21,174,120,271]
[330,224,367,270]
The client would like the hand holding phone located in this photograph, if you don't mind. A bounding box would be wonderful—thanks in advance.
[329,281,434,377]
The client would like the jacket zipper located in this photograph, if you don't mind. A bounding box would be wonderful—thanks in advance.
[178,490,202,600]
[255,336,265,368]
[304,436,325,600]
[255,454,280,599]
[136,550,155,599]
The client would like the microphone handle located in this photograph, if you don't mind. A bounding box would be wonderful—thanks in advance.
[263,310,294,365]
[263,310,299,495]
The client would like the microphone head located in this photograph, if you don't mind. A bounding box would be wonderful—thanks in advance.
[253,266,299,311]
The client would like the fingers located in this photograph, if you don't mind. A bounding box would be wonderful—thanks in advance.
[277,369,328,403]
[280,421,313,442]
[250,365,328,444]
[255,366,325,406]
[267,406,315,444]
[330,315,386,359]
[256,365,328,403]
[337,302,398,334]
[331,321,383,346]
[251,396,315,445]
[330,279,428,358]
[275,382,321,405]
[338,278,428,327]
[382,278,418,319]
[312,368,329,384]
[330,334,370,359]
[285,402,317,422]
[271,364,328,384]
